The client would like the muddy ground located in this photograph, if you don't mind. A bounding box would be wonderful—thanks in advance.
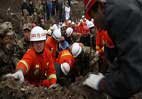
[0,76,107,99]
[0,0,142,99]
[0,1,106,99]
[0,76,142,99]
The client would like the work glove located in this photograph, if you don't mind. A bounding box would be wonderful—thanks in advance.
[5,70,24,82]
[83,73,104,90]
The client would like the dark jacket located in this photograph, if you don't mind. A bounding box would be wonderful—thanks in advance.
[99,0,142,98]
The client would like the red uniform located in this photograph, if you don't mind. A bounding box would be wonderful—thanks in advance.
[16,47,56,87]
[96,29,114,73]
[77,22,90,36]
[46,36,58,61]
[57,50,75,70]
[96,29,114,55]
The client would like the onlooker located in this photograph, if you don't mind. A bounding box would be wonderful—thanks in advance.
[46,0,53,19]
[57,0,65,22]
[52,0,57,16]
[65,3,71,20]
[21,0,29,16]
[28,0,34,16]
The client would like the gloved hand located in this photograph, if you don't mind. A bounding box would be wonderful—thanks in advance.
[5,70,24,82]
[83,73,104,90]
[48,83,60,89]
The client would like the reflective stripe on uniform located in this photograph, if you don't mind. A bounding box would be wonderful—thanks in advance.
[60,50,72,57]
[48,74,56,79]
[60,53,72,57]
[19,60,29,72]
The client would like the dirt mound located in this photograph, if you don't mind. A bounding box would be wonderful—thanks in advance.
[0,0,21,12]
[0,77,106,99]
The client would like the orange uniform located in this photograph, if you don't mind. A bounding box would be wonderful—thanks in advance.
[57,50,75,70]
[46,36,58,61]
[77,22,90,36]
[16,47,56,87]
[96,29,114,56]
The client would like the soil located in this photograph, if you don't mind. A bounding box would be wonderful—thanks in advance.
[0,1,106,99]
[0,0,142,99]
[0,77,106,99]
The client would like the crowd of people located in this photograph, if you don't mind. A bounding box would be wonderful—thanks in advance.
[1,0,99,88]
[21,0,71,25]
[0,0,142,99]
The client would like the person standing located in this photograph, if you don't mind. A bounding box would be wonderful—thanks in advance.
[83,0,142,98]
[46,29,62,61]
[28,0,34,16]
[57,0,65,22]
[65,3,71,20]
[17,23,32,57]
[46,0,53,19]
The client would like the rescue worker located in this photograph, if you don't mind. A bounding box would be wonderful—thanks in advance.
[78,20,90,46]
[86,20,96,49]
[83,0,142,98]
[64,27,74,44]
[95,29,114,73]
[46,29,62,61]
[70,42,96,76]
[17,23,32,57]
[6,26,57,88]
[55,49,75,85]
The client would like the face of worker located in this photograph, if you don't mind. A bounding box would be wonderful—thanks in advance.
[89,2,105,29]
[23,29,30,41]
[32,41,45,53]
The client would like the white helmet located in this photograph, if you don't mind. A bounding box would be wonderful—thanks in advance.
[86,21,94,28]
[30,26,46,41]
[65,27,73,37]
[52,29,62,41]
[61,62,70,75]
[43,29,48,34]
[71,43,82,58]
[51,24,58,31]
